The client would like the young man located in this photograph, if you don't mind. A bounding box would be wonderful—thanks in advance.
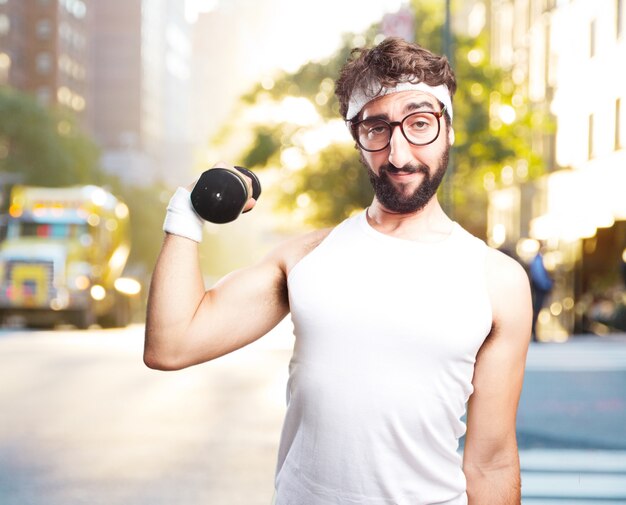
[145,38,532,505]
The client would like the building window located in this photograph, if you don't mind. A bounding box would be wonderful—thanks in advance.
[0,14,10,36]
[617,98,623,150]
[35,52,53,74]
[37,86,52,106]
[590,19,596,57]
[60,0,87,19]
[0,52,10,83]
[588,113,595,159]
[36,19,52,40]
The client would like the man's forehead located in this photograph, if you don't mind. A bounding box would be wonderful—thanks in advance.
[361,90,440,117]
[346,80,452,121]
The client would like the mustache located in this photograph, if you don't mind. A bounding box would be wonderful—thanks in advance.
[379,163,429,175]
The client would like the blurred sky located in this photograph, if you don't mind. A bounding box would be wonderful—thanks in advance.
[187,0,406,75]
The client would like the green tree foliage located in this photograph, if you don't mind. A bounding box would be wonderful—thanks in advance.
[281,143,373,227]
[0,87,100,186]
[446,30,551,235]
[234,31,378,227]
[222,1,551,235]
[241,125,283,168]
[240,45,354,122]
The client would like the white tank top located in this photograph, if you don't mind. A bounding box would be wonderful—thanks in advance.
[276,211,492,505]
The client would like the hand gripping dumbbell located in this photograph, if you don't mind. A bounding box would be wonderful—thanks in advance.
[190,166,262,224]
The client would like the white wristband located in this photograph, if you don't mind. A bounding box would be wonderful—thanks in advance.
[163,187,204,242]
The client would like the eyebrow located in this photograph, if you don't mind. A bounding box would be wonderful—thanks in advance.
[362,100,438,121]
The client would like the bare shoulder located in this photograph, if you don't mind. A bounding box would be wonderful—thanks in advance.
[270,227,333,275]
[484,247,532,337]
[485,247,530,295]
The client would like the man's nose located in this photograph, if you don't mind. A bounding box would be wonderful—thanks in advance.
[387,125,413,168]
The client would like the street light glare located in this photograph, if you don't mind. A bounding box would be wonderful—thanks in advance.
[498,104,516,125]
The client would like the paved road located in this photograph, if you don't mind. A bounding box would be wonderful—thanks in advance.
[519,338,626,450]
[0,324,625,504]
[0,322,292,505]
[518,337,626,503]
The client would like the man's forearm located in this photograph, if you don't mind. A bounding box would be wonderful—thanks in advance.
[465,461,521,505]
[144,233,206,369]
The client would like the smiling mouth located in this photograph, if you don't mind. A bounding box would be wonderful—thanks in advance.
[383,164,428,176]
[387,170,424,179]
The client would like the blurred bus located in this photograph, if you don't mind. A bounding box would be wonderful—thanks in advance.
[0,185,140,328]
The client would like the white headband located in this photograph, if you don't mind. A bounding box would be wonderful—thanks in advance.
[346,80,453,121]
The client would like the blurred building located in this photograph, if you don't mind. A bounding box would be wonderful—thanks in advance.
[0,0,193,188]
[92,0,193,187]
[0,0,91,123]
[487,0,626,339]
[190,5,256,158]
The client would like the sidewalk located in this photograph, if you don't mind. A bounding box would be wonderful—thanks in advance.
[526,333,626,371]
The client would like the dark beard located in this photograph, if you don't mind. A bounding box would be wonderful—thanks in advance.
[363,148,449,214]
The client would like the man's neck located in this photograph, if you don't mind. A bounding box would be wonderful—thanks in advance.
[366,197,454,242]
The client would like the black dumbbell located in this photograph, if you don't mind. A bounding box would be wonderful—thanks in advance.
[190,166,261,224]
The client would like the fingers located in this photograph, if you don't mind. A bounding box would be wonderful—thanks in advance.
[242,198,257,213]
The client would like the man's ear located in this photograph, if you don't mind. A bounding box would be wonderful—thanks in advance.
[448,127,455,146]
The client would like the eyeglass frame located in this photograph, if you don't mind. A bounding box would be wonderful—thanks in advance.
[349,105,448,152]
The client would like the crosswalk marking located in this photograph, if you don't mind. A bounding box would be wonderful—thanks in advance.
[523,499,626,504]
[520,450,626,503]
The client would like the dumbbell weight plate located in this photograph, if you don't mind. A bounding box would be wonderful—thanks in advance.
[191,167,249,224]
[234,166,261,212]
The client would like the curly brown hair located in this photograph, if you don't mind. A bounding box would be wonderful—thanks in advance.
[335,37,456,121]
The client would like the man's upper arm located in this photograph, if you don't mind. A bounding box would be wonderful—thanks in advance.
[145,236,292,370]
[145,228,331,370]
[464,249,532,469]
[189,251,290,360]
[183,228,334,364]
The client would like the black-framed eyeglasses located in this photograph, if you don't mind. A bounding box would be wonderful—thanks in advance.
[350,106,447,152]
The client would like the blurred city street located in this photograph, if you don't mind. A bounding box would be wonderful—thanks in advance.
[0,322,293,505]
[1,0,626,503]
[1,322,625,504]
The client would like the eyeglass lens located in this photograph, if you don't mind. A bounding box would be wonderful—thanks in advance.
[356,111,442,151]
